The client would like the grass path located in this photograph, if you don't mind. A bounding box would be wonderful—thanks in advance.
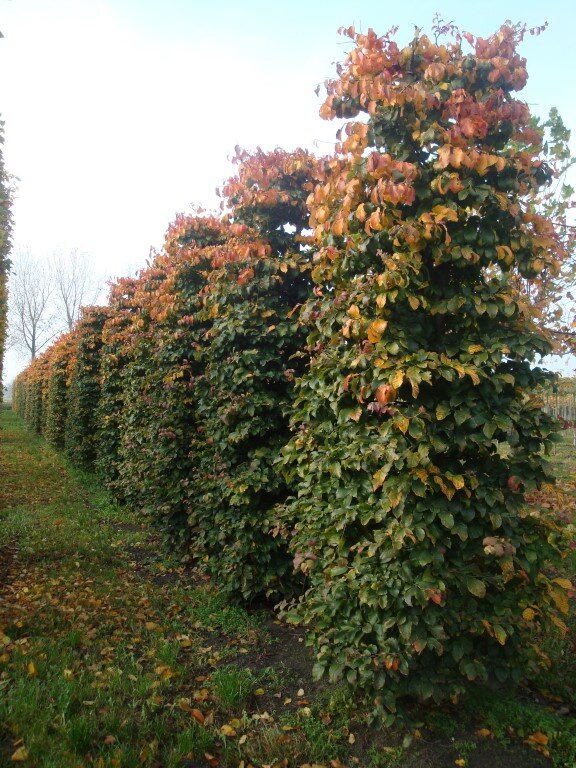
[1,408,575,768]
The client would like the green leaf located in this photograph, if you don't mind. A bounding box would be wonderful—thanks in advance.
[466,578,486,598]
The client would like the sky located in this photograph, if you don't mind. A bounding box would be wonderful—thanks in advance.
[1,0,575,381]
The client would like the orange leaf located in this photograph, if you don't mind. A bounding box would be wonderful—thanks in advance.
[527,732,549,746]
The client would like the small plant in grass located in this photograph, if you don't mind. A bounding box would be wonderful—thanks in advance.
[211,666,257,712]
[280,20,572,720]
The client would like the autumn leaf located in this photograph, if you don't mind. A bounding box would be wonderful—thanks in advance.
[10,746,29,762]
[367,319,388,343]
[526,731,549,746]
[348,304,361,319]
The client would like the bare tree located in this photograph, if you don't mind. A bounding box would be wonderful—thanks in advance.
[8,250,57,360]
[53,249,102,331]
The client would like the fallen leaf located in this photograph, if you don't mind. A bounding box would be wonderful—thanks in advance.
[526,732,549,746]
[10,746,29,762]
[145,622,159,631]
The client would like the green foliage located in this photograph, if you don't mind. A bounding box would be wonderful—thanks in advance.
[113,219,220,543]
[95,278,137,498]
[188,149,318,599]
[191,249,306,599]
[279,22,570,717]
[64,307,107,467]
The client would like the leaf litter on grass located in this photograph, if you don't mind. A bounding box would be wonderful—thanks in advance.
[1,409,575,767]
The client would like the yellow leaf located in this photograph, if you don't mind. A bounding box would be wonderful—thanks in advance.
[450,475,465,490]
[254,688,265,696]
[367,319,388,343]
[475,728,492,738]
[496,245,514,264]
[431,204,458,222]
[220,724,237,737]
[145,622,160,631]
[550,615,569,634]
[455,760,466,767]
[395,416,409,434]
[468,344,483,354]
[348,304,361,319]
[551,577,573,590]
[467,367,480,385]
[549,587,569,614]
[522,607,536,621]
[493,625,507,645]
[11,747,29,762]
[27,662,38,678]
[408,295,419,310]
[390,370,404,389]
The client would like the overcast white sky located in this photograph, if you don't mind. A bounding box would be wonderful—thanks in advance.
[1,0,575,380]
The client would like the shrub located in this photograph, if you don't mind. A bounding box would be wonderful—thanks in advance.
[64,306,108,467]
[280,22,570,718]
[188,149,318,599]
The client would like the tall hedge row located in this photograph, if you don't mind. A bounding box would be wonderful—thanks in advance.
[12,24,573,717]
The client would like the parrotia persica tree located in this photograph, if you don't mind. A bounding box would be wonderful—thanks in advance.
[280,21,571,718]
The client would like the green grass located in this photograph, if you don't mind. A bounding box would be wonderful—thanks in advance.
[1,408,575,768]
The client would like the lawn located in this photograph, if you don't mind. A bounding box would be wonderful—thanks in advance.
[1,407,574,768]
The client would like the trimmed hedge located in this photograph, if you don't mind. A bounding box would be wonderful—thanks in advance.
[64,307,108,467]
